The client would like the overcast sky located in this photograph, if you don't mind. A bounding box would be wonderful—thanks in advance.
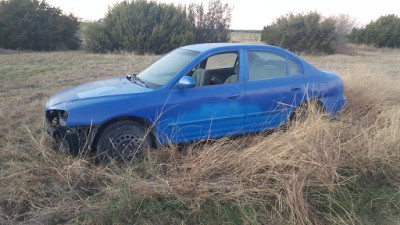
[46,0,399,30]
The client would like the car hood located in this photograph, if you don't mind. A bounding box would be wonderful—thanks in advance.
[46,76,151,109]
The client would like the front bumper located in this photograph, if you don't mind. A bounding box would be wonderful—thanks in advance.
[45,118,97,155]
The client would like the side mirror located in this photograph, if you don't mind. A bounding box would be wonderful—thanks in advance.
[177,76,195,89]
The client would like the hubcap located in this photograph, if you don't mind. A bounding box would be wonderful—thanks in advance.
[112,133,142,159]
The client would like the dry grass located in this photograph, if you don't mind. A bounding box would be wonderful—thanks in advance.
[230,31,261,43]
[1,48,400,224]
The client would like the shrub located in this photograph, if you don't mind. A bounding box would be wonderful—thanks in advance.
[0,0,80,51]
[86,0,194,54]
[261,12,336,54]
[187,0,232,43]
[84,23,112,53]
[349,14,400,48]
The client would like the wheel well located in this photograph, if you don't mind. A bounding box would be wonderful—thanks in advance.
[312,99,326,111]
[299,99,325,108]
[289,99,326,120]
[91,116,157,152]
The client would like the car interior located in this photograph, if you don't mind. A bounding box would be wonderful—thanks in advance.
[188,52,239,87]
[247,51,288,80]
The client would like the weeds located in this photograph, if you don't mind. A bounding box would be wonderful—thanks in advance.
[1,48,400,224]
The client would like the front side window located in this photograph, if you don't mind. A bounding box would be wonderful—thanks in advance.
[137,49,200,88]
[190,52,239,86]
[205,53,237,70]
[248,51,287,80]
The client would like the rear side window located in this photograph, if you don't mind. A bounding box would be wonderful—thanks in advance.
[288,58,300,75]
[248,51,287,80]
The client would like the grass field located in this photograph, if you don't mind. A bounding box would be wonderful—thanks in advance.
[0,46,399,224]
[230,31,261,43]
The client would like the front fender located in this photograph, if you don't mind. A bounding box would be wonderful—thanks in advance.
[57,92,165,127]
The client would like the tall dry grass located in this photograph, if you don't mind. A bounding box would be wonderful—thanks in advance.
[1,49,400,224]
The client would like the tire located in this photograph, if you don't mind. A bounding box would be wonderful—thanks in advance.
[96,120,152,163]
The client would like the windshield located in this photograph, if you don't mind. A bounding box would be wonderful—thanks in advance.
[137,48,200,89]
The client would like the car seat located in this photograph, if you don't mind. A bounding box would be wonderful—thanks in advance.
[224,63,239,84]
[192,68,211,86]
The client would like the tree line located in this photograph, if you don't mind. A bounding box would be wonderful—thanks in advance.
[85,0,231,54]
[348,14,400,48]
[0,0,80,51]
[0,0,399,54]
[0,0,232,54]
[261,12,400,54]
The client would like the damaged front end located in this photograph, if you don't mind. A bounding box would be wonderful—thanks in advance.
[45,110,98,155]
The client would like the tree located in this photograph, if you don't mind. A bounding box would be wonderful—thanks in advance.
[86,0,194,54]
[187,0,232,43]
[84,23,112,53]
[261,12,336,54]
[331,14,357,53]
[349,14,400,48]
[0,0,80,51]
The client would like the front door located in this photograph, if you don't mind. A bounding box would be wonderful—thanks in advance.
[159,51,245,143]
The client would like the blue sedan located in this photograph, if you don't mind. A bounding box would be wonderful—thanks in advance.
[45,43,346,161]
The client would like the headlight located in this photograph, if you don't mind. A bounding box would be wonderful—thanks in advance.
[57,110,69,126]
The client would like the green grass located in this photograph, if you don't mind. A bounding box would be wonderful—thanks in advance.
[93,184,258,224]
[311,174,400,224]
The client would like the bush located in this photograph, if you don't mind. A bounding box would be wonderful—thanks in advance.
[261,12,336,54]
[0,0,80,51]
[349,14,400,48]
[85,23,112,53]
[187,0,232,43]
[86,0,194,54]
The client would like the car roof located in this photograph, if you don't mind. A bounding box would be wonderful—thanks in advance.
[181,43,269,52]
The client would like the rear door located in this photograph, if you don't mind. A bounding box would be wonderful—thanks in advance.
[244,49,305,132]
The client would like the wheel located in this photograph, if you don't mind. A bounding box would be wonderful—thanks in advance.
[290,101,325,123]
[95,120,152,163]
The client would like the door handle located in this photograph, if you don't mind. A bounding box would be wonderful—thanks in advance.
[228,92,240,99]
